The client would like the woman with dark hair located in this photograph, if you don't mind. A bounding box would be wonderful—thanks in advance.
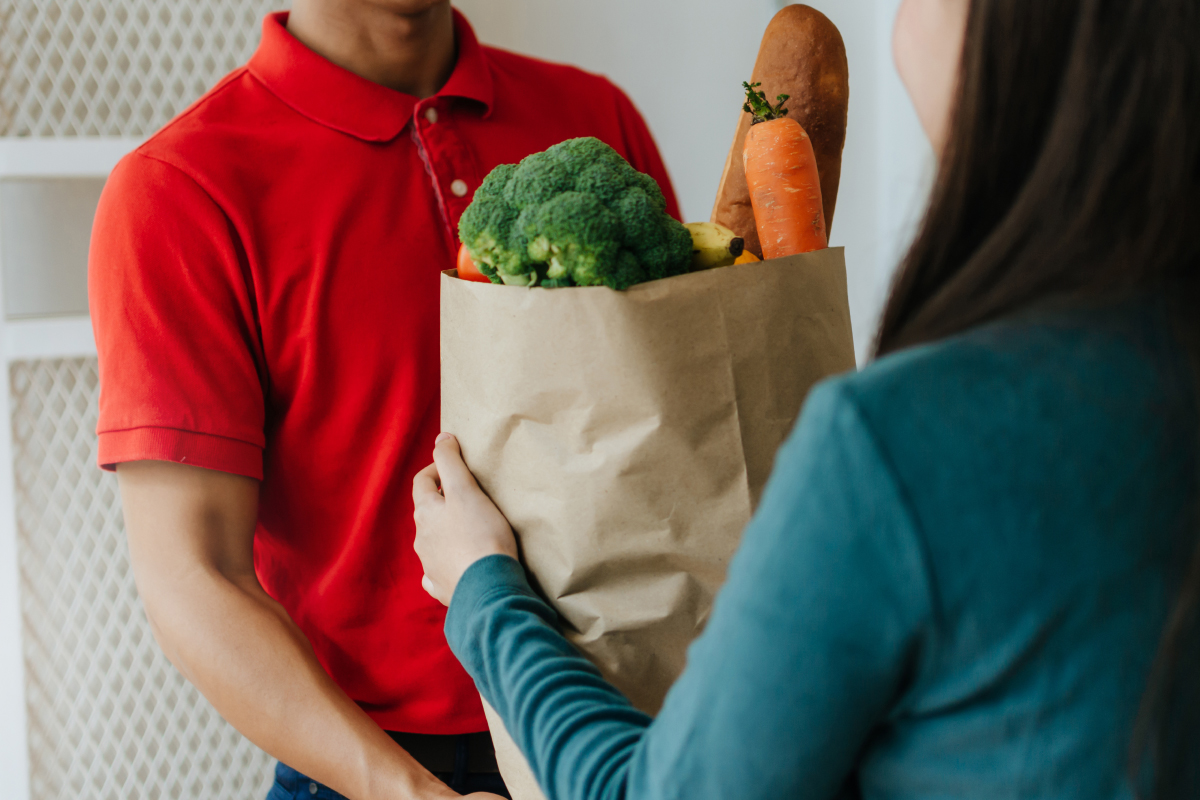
[412,0,1200,795]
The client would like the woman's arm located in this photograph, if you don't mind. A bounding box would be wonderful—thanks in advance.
[417,381,936,799]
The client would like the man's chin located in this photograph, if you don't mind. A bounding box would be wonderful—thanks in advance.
[368,0,452,17]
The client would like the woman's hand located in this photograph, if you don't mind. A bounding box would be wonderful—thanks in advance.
[413,433,519,605]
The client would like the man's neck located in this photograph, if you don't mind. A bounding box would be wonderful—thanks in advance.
[286,0,456,98]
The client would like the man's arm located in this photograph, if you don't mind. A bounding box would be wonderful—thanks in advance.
[117,460,460,800]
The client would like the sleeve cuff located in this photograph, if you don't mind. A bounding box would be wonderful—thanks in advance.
[445,554,534,650]
[98,427,263,480]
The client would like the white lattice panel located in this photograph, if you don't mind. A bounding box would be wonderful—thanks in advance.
[10,358,274,799]
[0,0,287,137]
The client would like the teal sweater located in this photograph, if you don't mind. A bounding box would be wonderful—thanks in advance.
[445,301,1196,799]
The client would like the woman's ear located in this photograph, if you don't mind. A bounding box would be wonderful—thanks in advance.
[893,0,971,157]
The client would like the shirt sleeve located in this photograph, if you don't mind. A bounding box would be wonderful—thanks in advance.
[445,379,936,800]
[608,84,683,223]
[88,151,267,479]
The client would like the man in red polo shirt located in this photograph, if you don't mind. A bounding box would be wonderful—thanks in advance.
[88,1,680,797]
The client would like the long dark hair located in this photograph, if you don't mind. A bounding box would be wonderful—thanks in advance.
[874,0,1200,794]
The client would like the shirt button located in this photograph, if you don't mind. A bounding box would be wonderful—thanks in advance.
[450,179,469,198]
[424,107,439,125]
[309,782,318,795]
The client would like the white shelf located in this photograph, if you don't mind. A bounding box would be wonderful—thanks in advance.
[0,138,143,179]
[5,315,96,361]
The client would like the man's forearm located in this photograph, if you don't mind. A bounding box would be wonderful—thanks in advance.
[116,460,459,800]
[140,564,450,800]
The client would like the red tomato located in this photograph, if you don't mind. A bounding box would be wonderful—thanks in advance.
[456,243,492,283]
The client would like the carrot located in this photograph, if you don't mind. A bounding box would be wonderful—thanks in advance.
[741,82,828,260]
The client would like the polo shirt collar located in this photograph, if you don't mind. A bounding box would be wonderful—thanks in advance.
[248,9,495,142]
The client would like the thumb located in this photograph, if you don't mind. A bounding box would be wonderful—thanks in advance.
[431,433,477,495]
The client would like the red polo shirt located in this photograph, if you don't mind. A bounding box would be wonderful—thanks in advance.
[89,10,680,734]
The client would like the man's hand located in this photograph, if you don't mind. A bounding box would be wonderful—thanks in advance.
[413,434,519,605]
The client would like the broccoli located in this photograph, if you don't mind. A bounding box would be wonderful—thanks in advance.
[458,137,691,290]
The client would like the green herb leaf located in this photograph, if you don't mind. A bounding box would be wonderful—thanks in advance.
[742,81,790,124]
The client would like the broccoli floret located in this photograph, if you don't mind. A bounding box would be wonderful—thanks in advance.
[457,195,534,284]
[525,193,623,286]
[475,163,517,201]
[616,187,691,282]
[457,137,691,290]
[632,171,668,212]
[504,149,576,210]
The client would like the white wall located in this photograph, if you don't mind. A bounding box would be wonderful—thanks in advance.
[805,0,934,361]
[454,0,933,363]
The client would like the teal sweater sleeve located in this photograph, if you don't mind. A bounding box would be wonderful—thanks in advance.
[444,380,936,800]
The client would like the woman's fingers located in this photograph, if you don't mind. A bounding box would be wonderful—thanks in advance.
[421,574,452,606]
[412,462,444,507]
[413,432,520,606]
[431,433,478,496]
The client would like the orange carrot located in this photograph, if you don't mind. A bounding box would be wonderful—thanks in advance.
[741,82,827,260]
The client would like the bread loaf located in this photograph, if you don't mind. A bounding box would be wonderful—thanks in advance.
[712,5,849,258]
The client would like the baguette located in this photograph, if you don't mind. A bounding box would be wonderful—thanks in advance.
[712,5,849,258]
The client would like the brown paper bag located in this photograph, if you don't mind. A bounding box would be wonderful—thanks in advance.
[440,248,855,800]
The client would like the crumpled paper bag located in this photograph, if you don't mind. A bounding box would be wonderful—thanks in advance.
[441,248,855,799]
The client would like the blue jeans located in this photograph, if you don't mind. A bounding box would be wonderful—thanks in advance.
[267,760,511,799]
